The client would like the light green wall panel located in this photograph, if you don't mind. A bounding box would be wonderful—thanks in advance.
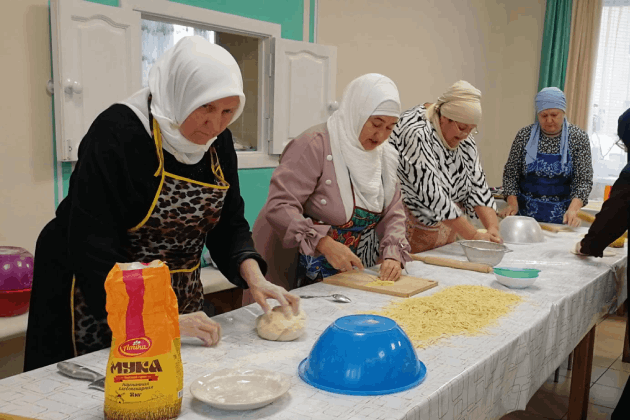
[171,0,303,41]
[237,168,274,226]
[309,0,315,42]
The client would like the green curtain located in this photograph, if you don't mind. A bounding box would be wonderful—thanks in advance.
[538,0,573,91]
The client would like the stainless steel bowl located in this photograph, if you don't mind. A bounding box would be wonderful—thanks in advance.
[459,240,512,267]
[499,216,545,244]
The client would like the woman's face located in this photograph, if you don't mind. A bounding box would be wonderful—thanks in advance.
[537,108,564,135]
[179,96,241,145]
[359,116,399,151]
[439,115,476,148]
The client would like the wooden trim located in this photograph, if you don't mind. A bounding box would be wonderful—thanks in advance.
[567,326,596,420]
[623,305,630,363]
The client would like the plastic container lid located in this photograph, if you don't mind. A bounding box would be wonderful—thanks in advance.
[493,267,540,279]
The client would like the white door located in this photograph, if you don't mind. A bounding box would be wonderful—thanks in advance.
[51,0,141,161]
[271,38,337,155]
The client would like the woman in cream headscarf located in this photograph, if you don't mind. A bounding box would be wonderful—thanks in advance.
[499,87,592,225]
[24,36,298,371]
[249,73,411,294]
[389,80,501,253]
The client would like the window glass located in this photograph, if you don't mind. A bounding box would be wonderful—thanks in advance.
[141,19,259,151]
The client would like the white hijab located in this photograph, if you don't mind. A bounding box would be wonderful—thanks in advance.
[120,36,245,164]
[326,74,401,215]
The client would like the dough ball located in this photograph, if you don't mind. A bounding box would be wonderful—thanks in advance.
[256,306,307,341]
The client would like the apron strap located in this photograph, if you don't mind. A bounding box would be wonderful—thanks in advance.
[147,94,164,177]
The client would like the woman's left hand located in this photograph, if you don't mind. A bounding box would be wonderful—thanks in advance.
[380,259,402,282]
[563,209,581,227]
[248,278,301,316]
[486,226,503,243]
[240,258,300,316]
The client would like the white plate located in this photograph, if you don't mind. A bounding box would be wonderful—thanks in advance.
[190,368,291,411]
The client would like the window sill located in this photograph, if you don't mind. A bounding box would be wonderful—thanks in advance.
[200,266,237,294]
[0,312,28,342]
[236,151,279,169]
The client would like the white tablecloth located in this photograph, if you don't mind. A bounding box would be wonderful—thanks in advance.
[0,229,626,420]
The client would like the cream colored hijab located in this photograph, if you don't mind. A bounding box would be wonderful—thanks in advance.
[426,80,482,150]
[327,74,401,216]
[121,36,245,164]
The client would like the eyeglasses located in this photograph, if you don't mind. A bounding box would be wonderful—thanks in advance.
[449,118,478,136]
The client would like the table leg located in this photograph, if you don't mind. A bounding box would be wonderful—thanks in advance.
[623,309,630,363]
[567,326,596,420]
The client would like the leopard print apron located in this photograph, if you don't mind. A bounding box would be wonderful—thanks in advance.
[71,119,229,356]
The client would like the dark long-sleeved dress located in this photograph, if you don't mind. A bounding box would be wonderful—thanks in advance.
[578,167,629,420]
[24,104,265,371]
[579,171,630,257]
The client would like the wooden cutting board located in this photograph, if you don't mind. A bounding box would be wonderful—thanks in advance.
[323,271,437,298]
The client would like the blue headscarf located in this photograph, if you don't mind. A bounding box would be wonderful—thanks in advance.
[525,87,570,173]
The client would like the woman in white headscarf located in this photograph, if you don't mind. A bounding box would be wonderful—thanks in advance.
[24,36,298,372]
[248,73,411,294]
[389,80,501,253]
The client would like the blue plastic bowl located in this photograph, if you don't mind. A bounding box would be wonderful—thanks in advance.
[298,314,426,395]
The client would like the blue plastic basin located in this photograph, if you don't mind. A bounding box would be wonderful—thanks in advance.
[298,314,426,395]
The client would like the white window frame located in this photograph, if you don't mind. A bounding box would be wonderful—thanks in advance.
[131,0,280,168]
[52,0,335,169]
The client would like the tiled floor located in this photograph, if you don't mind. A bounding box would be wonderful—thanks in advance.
[501,315,628,420]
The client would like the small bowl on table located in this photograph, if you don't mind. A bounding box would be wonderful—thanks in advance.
[493,267,541,289]
[298,314,426,395]
[459,240,512,267]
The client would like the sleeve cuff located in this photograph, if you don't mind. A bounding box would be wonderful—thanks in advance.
[283,217,331,257]
[381,241,412,267]
[230,251,268,289]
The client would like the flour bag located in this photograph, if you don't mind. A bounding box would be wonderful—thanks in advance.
[104,261,183,420]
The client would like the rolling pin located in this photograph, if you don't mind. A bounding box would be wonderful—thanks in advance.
[411,254,493,273]
[539,223,561,233]
[0,414,38,420]
[577,210,596,224]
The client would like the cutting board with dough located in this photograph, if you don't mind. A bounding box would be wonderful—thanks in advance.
[323,271,438,298]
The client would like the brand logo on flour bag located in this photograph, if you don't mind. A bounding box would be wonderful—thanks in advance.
[118,337,152,356]
[110,359,163,374]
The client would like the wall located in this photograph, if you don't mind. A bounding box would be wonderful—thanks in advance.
[317,0,546,186]
[0,0,55,252]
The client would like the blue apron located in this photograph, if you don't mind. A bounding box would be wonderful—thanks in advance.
[517,152,573,224]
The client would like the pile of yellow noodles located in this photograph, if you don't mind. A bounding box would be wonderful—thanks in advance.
[364,285,523,348]
[365,280,395,287]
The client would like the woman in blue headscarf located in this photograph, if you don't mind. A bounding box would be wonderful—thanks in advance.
[574,108,630,420]
[499,87,593,226]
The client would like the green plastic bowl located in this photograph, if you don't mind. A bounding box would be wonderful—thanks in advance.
[493,267,540,279]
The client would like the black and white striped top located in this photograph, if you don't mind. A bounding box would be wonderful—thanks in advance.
[389,105,495,226]
[502,123,593,204]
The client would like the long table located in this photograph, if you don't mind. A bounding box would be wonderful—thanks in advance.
[0,228,626,420]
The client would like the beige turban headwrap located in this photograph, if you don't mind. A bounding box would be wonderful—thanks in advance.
[426,80,482,150]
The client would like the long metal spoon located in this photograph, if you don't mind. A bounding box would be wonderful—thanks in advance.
[299,293,352,303]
